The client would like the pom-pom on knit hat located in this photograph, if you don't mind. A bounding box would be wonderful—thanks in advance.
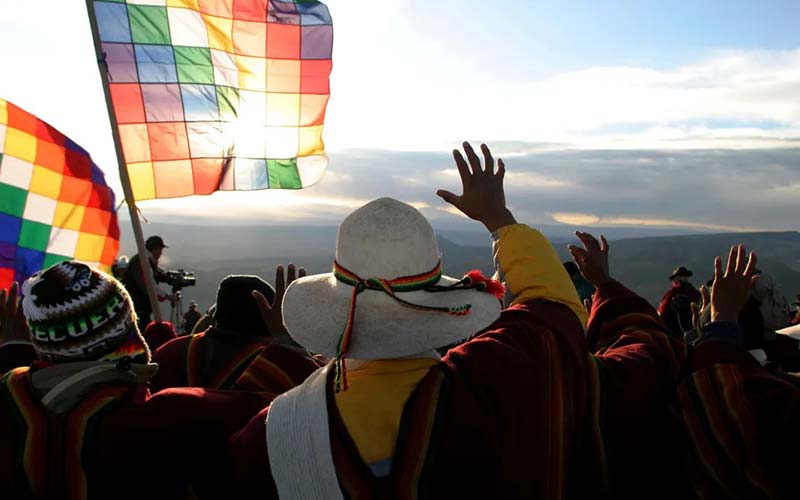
[21,262,150,363]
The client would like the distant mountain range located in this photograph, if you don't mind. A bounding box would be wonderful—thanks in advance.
[118,222,800,317]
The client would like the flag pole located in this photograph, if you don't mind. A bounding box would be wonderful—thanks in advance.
[85,0,163,323]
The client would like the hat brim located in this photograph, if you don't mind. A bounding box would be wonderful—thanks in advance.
[283,272,502,359]
[670,271,692,280]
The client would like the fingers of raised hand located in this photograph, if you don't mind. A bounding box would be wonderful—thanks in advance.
[700,285,710,309]
[714,256,723,281]
[575,231,601,253]
[252,290,272,313]
[734,245,746,274]
[725,246,736,277]
[497,159,506,180]
[599,235,609,254]
[452,149,471,186]
[274,265,286,294]
[743,251,757,277]
[480,143,494,175]
[463,142,483,175]
[435,190,462,208]
[298,267,307,279]
[287,263,296,285]
[0,289,6,316]
[568,245,589,265]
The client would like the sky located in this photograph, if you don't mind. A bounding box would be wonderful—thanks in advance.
[0,0,799,232]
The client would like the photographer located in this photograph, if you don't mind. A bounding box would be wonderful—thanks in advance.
[122,235,175,333]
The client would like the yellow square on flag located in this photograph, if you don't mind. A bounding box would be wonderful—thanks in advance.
[75,232,105,262]
[53,201,86,230]
[4,128,37,163]
[30,165,63,199]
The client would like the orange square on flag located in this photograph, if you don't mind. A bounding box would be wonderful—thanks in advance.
[35,140,67,173]
[58,176,93,205]
[233,19,266,56]
[118,124,151,163]
[147,122,190,161]
[81,206,113,235]
[153,160,195,198]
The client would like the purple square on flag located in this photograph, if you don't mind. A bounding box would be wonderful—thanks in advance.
[103,43,138,83]
[268,0,300,25]
[90,163,106,185]
[142,84,185,122]
[301,26,332,59]
[64,137,88,155]
[0,240,16,266]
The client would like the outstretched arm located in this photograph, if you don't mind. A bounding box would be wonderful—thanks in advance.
[675,246,800,499]
[438,142,586,325]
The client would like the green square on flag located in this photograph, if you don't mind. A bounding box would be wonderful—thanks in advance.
[268,159,302,189]
[0,183,28,218]
[175,47,214,84]
[128,5,171,45]
[217,86,240,119]
[18,220,51,252]
[43,253,70,269]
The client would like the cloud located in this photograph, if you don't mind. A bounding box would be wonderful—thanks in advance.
[323,48,800,151]
[137,145,800,233]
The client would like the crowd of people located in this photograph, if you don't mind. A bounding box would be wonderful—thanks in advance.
[0,142,799,499]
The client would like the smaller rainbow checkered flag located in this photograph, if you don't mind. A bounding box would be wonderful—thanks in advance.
[0,99,120,289]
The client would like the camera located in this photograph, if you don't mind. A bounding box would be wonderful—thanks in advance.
[165,269,196,291]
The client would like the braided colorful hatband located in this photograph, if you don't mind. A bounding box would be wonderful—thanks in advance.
[331,260,504,392]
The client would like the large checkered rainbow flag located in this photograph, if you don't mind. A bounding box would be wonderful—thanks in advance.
[89,0,333,200]
[0,99,120,289]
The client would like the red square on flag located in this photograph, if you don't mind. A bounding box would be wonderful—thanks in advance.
[267,23,300,59]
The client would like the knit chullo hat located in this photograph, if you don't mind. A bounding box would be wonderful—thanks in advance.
[214,275,276,336]
[21,262,150,364]
[283,198,504,391]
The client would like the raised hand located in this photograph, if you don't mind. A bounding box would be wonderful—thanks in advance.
[0,282,30,344]
[708,245,758,324]
[567,231,613,287]
[253,264,307,337]
[436,142,517,233]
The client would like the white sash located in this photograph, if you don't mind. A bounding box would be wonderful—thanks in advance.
[266,362,345,500]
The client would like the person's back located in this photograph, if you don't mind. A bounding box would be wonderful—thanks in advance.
[658,267,701,336]
[151,275,318,393]
[0,262,271,499]
[227,143,598,499]
[182,302,202,335]
[0,367,269,499]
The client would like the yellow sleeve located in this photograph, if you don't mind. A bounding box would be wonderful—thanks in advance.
[493,224,587,327]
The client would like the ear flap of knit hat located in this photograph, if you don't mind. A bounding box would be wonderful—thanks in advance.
[214,275,276,336]
[21,261,149,363]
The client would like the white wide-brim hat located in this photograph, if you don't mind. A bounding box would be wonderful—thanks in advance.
[283,198,502,360]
